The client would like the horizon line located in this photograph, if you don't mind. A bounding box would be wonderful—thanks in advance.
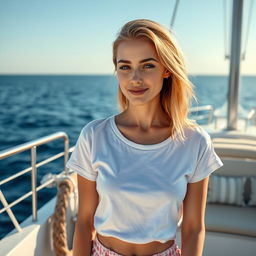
[0,73,255,76]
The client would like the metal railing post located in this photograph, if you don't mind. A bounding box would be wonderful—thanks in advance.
[0,131,70,233]
[31,146,37,221]
[64,137,69,175]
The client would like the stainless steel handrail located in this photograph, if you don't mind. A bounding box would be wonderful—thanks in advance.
[189,105,214,123]
[0,132,70,233]
[246,107,256,130]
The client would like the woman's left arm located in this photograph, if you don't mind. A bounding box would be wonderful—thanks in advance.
[181,176,210,256]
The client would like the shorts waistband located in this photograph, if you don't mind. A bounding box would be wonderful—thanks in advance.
[93,234,181,256]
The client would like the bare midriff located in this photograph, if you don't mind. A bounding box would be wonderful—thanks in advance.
[96,233,175,256]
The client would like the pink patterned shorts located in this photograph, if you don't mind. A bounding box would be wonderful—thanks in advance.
[91,235,182,256]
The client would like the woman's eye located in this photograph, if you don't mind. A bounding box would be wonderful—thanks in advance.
[119,65,130,70]
[144,64,155,69]
[118,64,155,71]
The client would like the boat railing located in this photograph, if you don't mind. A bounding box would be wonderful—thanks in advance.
[214,105,256,131]
[246,107,256,129]
[189,105,214,123]
[0,132,72,233]
[189,104,256,131]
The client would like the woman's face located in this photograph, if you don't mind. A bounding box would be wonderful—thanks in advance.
[116,38,170,106]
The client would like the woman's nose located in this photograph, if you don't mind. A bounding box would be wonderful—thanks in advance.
[130,69,142,84]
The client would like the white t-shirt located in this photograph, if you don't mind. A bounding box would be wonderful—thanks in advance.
[66,114,223,244]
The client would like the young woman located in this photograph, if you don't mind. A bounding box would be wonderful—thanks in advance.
[66,19,223,256]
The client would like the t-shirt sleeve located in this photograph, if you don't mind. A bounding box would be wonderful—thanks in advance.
[66,126,97,181]
[188,130,223,183]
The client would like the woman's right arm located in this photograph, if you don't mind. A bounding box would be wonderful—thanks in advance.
[72,174,99,256]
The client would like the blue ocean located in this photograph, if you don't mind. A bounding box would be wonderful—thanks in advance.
[0,75,255,239]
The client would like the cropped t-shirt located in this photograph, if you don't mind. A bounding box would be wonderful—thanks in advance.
[66,114,223,244]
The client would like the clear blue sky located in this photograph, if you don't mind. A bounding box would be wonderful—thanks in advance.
[0,0,255,75]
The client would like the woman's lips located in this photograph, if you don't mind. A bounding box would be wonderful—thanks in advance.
[129,88,148,95]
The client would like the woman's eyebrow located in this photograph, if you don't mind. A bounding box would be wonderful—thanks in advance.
[117,58,158,64]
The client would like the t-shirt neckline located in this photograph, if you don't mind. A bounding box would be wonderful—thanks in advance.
[109,114,172,150]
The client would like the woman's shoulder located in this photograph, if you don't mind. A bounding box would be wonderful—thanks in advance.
[184,124,212,144]
[80,115,112,136]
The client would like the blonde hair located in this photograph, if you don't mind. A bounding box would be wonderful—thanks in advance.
[112,19,198,142]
